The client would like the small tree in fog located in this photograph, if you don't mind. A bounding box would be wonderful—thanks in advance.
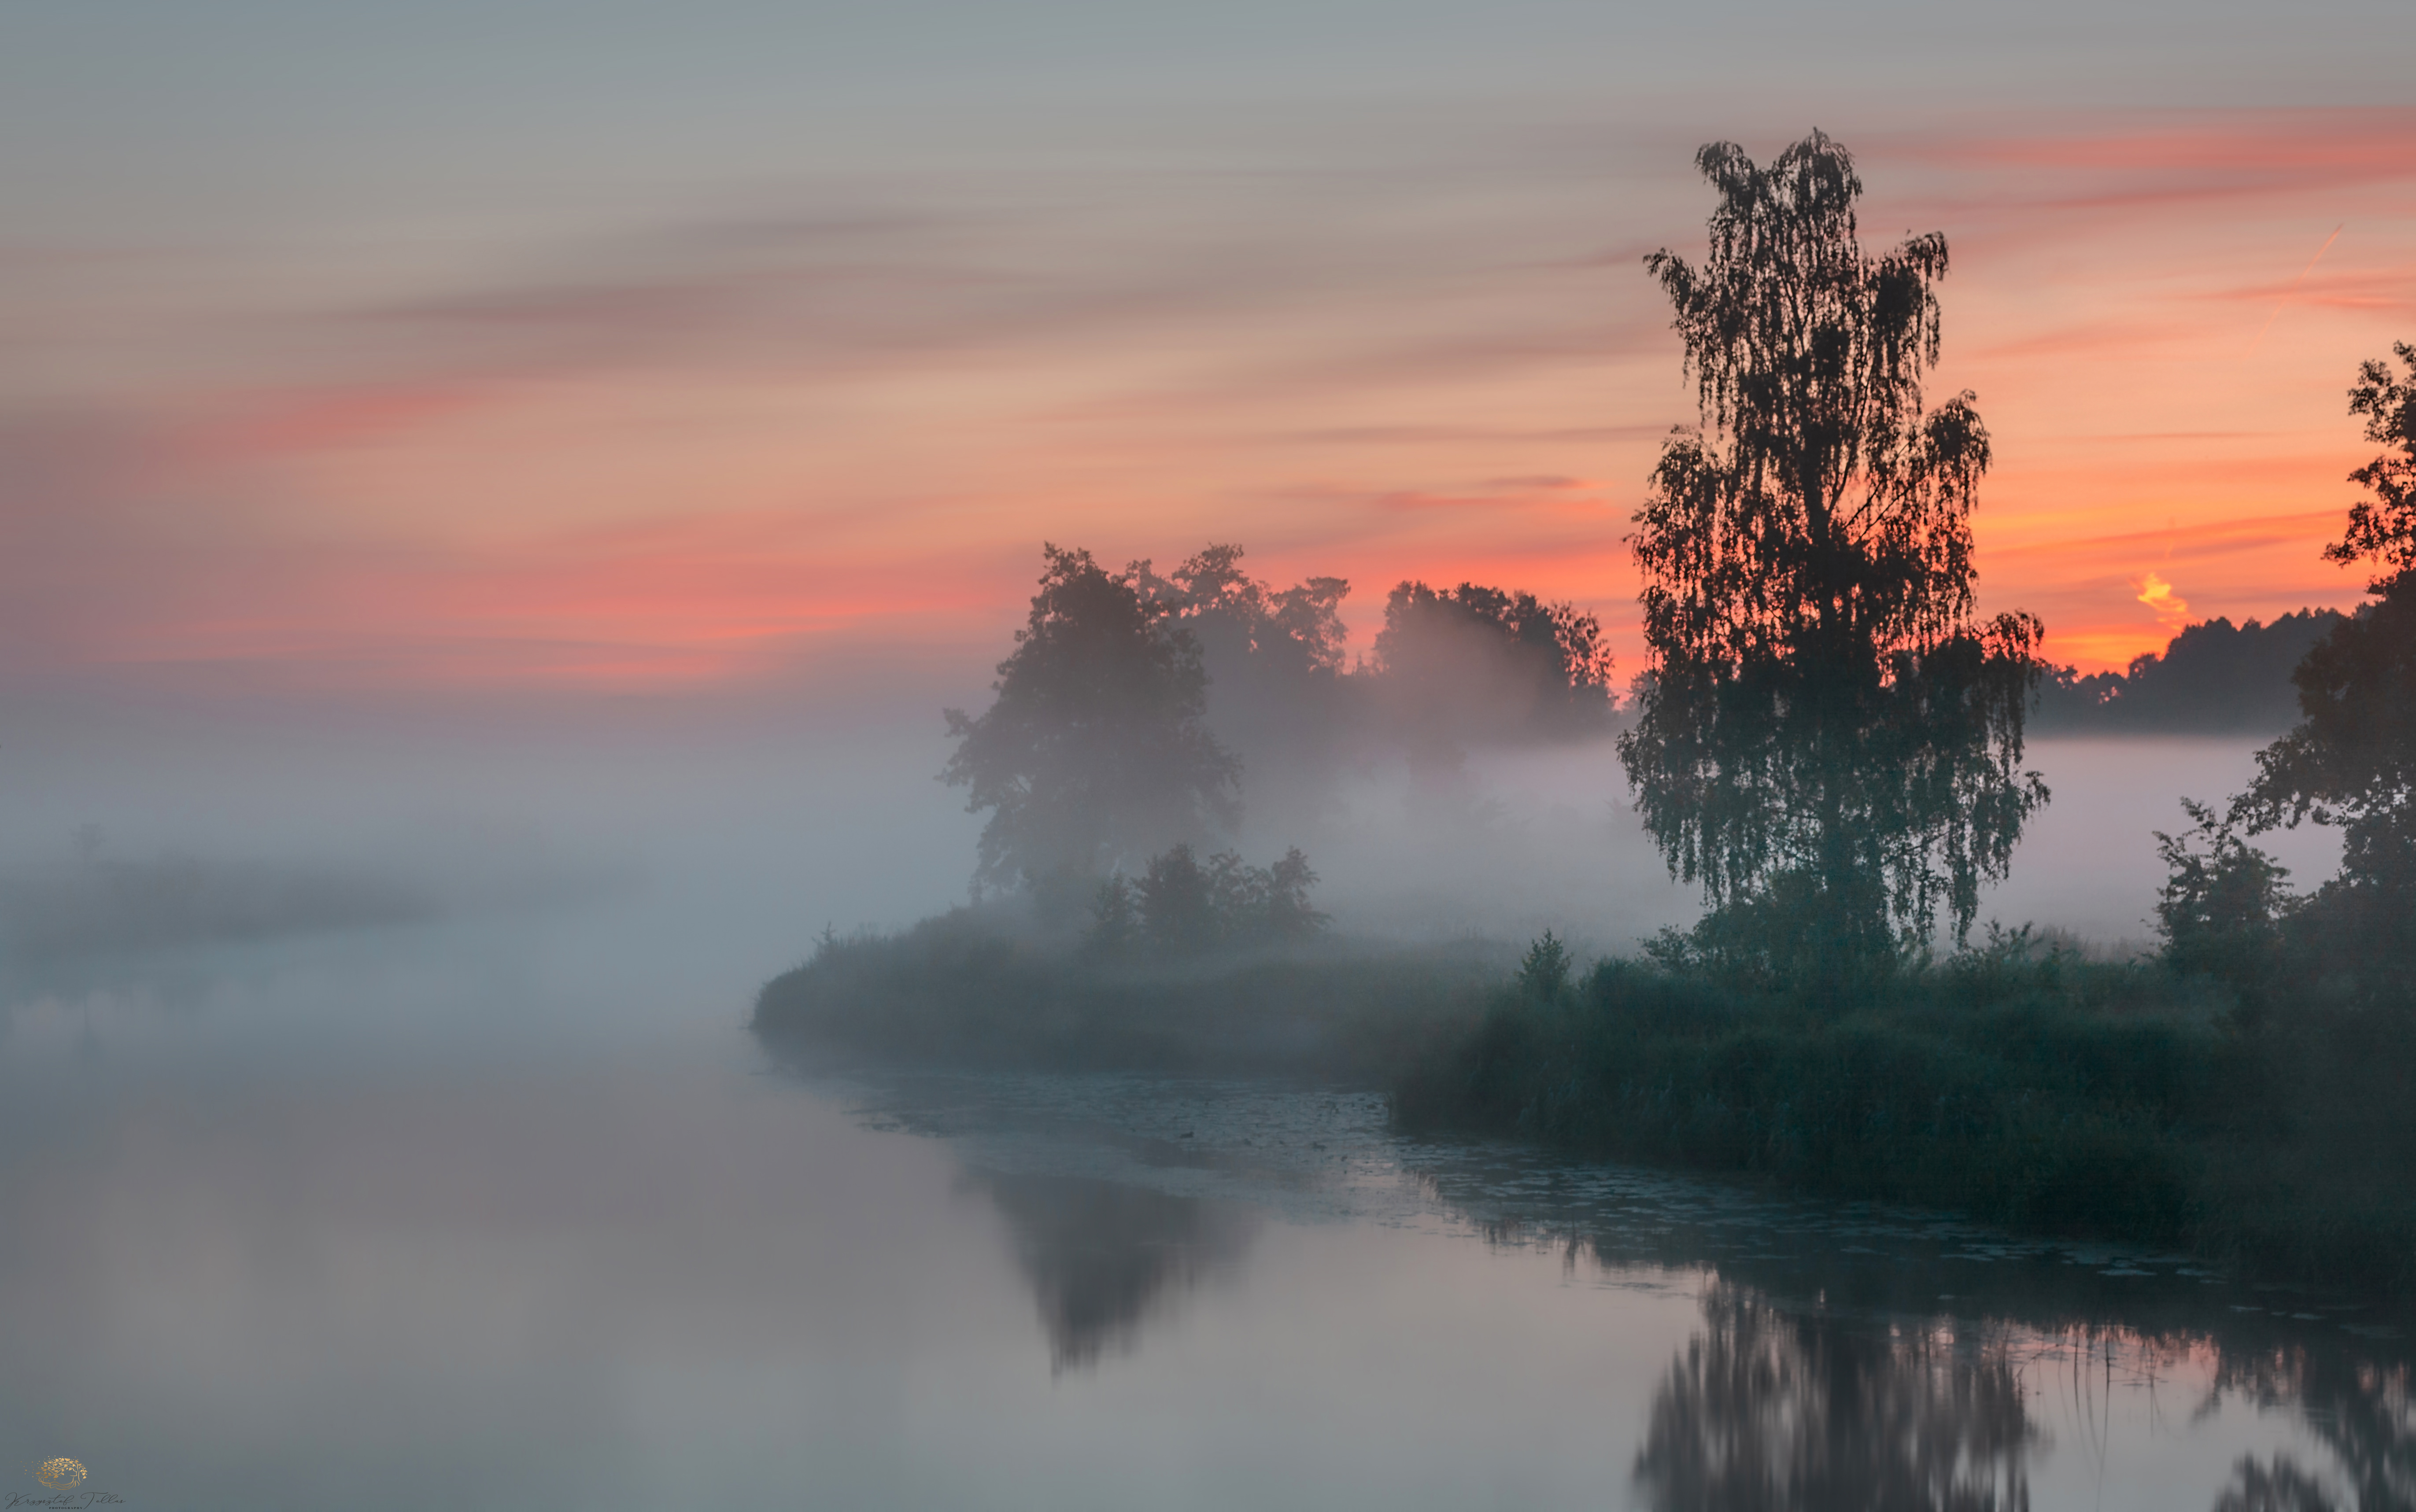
[2154,800,2292,986]
[1514,931,1573,1000]
[1101,843,1328,956]
[1135,843,1220,953]
[1619,132,2045,977]
[944,546,1239,909]
[1258,848,1328,941]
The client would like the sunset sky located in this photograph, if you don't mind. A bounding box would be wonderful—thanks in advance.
[5,3,2412,705]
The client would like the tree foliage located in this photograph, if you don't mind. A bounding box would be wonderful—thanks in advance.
[1089,843,1328,956]
[2154,799,2291,987]
[1618,131,2045,961]
[2031,609,2345,734]
[2235,342,2416,977]
[1372,580,1616,739]
[1137,543,1352,678]
[1133,544,1355,833]
[2322,342,2416,588]
[943,546,1239,903]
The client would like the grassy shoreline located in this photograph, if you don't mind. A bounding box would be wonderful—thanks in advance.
[1393,948,2416,1295]
[750,909,1506,1079]
[751,917,2416,1295]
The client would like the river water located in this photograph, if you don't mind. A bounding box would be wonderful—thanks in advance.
[0,726,2402,1509]
[0,879,2408,1512]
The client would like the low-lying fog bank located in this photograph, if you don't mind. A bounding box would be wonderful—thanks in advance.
[0,675,2343,1039]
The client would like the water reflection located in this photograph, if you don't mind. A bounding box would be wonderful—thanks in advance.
[967,1170,1257,1372]
[2205,1345,2416,1511]
[1635,1282,2034,1512]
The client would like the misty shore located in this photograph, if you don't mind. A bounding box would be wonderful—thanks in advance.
[750,909,1507,1079]
[754,919,2416,1299]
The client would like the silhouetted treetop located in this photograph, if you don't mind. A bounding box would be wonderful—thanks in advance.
[2325,341,2416,589]
[1622,130,2044,965]
[943,545,1239,904]
[1135,543,1351,677]
[1372,579,1616,741]
[1639,129,2007,672]
[1130,543,1355,837]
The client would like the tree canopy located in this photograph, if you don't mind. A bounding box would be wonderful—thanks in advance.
[945,538,1631,905]
[2235,343,2416,973]
[1618,132,2045,965]
[942,545,1239,904]
[2321,342,2416,589]
[1132,545,1355,835]
[1372,580,1616,741]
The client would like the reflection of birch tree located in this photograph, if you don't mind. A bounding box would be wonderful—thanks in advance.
[2203,1345,2416,1512]
[1635,1283,2034,1512]
[1621,132,2044,979]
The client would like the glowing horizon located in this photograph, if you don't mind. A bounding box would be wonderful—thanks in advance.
[3,11,2411,700]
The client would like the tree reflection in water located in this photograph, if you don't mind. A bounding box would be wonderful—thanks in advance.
[1636,1283,2035,1512]
[2204,1345,2415,1512]
[968,1170,1257,1373]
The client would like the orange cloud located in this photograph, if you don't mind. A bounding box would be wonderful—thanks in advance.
[2134,572,2191,627]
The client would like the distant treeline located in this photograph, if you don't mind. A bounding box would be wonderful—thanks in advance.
[2033,610,2347,734]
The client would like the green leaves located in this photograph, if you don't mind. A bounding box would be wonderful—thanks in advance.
[1622,133,2044,959]
[2324,342,2416,588]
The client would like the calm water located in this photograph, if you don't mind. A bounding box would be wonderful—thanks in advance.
[0,890,2407,1512]
[0,729,2395,1510]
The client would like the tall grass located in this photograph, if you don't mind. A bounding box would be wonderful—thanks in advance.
[750,907,1503,1078]
[1392,939,2416,1292]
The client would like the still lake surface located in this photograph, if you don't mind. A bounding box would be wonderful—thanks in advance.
[0,734,2400,1510]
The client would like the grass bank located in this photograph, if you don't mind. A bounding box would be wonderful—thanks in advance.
[750,907,1504,1079]
[754,912,2416,1293]
[1391,943,2416,1294]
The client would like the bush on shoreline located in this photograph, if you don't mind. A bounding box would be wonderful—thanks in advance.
[750,905,2416,1291]
[1389,933,2416,1293]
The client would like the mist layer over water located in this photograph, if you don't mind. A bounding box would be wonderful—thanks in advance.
[0,709,2381,1509]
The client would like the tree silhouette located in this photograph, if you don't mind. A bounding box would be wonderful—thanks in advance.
[2154,799,2292,988]
[1618,132,2045,972]
[943,545,1240,907]
[1371,579,1615,738]
[1131,544,1354,835]
[2238,343,2416,978]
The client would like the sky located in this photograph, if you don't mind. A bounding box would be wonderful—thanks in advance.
[3,1,2413,712]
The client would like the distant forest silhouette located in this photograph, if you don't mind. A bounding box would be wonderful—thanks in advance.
[2034,608,2350,734]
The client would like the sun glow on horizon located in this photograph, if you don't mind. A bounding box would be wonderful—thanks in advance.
[4,108,2410,694]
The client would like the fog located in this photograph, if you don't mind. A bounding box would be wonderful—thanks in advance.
[0,680,2384,1511]
[0,674,2344,1032]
